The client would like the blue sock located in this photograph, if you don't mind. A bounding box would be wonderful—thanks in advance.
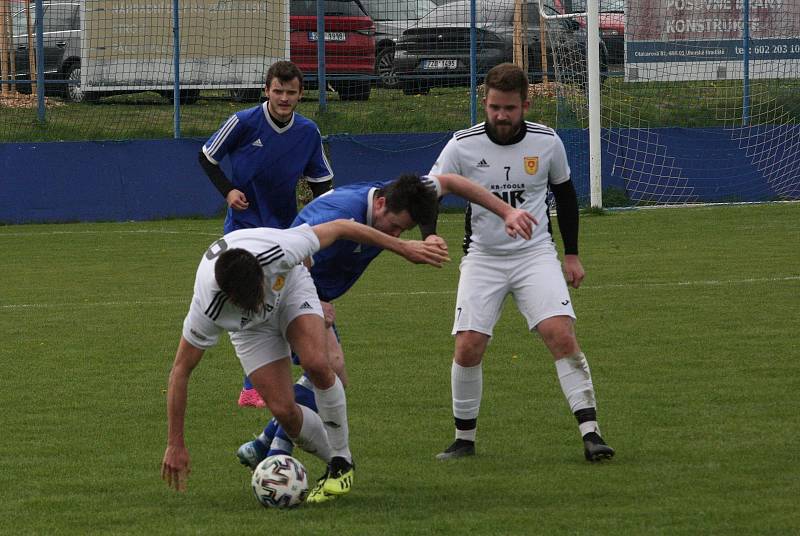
[294,378,318,412]
[259,418,279,447]
[243,375,253,390]
[250,435,270,460]
[267,425,294,456]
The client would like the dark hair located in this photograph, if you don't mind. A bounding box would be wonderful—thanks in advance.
[265,60,304,90]
[377,174,439,228]
[214,248,265,316]
[484,62,529,101]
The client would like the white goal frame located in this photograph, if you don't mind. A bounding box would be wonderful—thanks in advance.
[538,0,603,208]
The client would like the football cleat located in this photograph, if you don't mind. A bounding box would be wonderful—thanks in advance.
[322,457,354,495]
[305,476,337,504]
[305,457,354,504]
[236,439,268,470]
[238,388,266,408]
[583,432,615,462]
[435,439,476,460]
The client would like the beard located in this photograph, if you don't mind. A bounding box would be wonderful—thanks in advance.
[486,117,523,144]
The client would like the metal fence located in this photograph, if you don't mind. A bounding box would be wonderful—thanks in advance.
[1,0,799,205]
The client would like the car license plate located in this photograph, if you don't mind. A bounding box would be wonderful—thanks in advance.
[422,59,458,70]
[308,32,347,42]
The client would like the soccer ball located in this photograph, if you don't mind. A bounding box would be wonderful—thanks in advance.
[251,455,309,509]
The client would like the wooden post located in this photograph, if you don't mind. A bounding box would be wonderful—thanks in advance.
[539,7,548,83]
[26,0,35,93]
[0,0,8,97]
[513,0,524,70]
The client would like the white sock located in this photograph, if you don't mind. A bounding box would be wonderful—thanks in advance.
[313,376,352,463]
[579,421,600,437]
[555,352,597,413]
[289,404,331,463]
[452,362,482,441]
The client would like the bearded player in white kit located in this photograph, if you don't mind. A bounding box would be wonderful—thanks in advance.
[161,219,449,497]
[431,63,615,462]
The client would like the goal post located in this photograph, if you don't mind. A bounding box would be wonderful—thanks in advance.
[538,0,604,208]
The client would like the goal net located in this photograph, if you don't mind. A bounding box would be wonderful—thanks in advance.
[539,0,800,206]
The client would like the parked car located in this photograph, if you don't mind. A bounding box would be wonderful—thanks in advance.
[393,0,608,95]
[547,0,624,65]
[10,2,86,102]
[10,1,199,103]
[290,0,376,100]
[357,0,437,88]
[232,0,376,101]
[12,1,373,104]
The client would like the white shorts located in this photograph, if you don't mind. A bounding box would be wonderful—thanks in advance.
[452,242,576,336]
[230,265,323,376]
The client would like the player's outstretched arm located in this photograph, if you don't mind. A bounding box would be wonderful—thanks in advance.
[312,219,450,267]
[433,173,537,239]
[161,336,205,492]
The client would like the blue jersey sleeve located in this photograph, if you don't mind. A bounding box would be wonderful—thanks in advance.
[303,129,334,183]
[202,113,246,165]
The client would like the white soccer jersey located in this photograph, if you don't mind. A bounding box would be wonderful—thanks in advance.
[430,121,570,255]
[182,224,320,349]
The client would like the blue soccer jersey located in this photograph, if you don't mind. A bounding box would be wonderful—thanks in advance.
[292,180,389,302]
[203,103,333,234]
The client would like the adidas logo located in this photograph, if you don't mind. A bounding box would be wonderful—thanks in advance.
[477,158,489,167]
[299,301,313,310]
[251,139,263,147]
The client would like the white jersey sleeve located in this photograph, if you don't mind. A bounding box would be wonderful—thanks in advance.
[182,291,225,349]
[548,133,571,185]
[429,134,462,176]
[419,174,443,198]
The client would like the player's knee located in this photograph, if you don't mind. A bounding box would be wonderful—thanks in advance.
[268,399,301,429]
[538,317,579,357]
[298,353,335,388]
[454,331,488,366]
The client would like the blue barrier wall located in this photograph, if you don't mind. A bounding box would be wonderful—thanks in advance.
[0,138,223,224]
[2,127,798,224]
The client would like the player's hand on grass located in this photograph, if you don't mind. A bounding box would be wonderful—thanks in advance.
[321,301,336,328]
[226,189,250,211]
[563,254,585,289]
[504,209,537,240]
[161,445,191,492]
[401,240,451,268]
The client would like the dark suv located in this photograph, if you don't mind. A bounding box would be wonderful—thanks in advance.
[393,0,607,94]
[357,0,437,88]
[11,1,85,101]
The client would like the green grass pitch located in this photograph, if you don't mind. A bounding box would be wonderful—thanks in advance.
[1,203,798,535]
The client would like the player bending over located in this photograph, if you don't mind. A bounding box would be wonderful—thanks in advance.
[161,219,449,498]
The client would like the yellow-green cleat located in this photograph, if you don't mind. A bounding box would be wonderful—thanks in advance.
[305,457,354,504]
[305,479,336,504]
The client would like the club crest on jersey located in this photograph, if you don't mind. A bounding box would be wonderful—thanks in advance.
[272,275,285,291]
[524,157,539,175]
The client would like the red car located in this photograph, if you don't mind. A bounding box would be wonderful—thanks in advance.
[290,0,376,100]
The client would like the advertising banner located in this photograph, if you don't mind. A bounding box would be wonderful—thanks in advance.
[625,0,800,81]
